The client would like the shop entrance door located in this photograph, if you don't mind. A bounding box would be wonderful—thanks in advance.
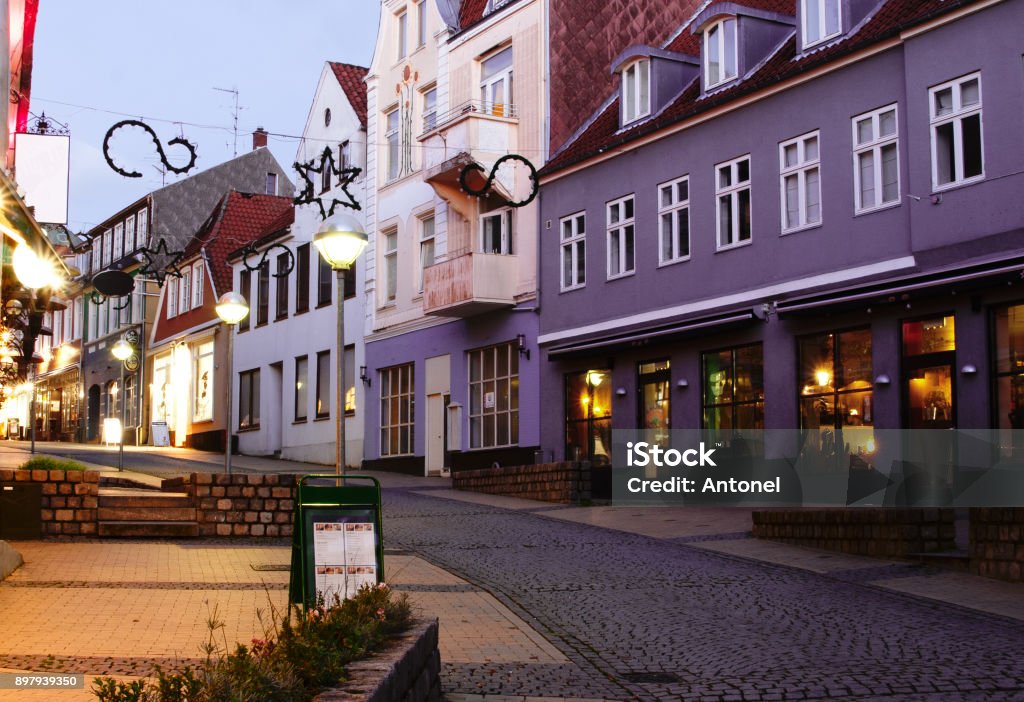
[901,315,957,429]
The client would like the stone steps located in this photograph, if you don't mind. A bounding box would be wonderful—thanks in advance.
[98,520,200,538]
[97,489,198,538]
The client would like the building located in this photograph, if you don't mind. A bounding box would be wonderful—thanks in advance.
[535,0,1024,476]
[149,191,293,451]
[361,0,548,474]
[80,143,291,445]
[230,62,368,465]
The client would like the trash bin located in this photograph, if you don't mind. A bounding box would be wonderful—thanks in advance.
[0,483,43,539]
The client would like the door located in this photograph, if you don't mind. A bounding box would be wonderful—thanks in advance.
[87,385,101,441]
[426,393,446,476]
[638,360,671,448]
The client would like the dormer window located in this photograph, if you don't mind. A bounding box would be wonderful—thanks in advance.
[704,18,737,89]
[802,0,841,48]
[621,59,650,125]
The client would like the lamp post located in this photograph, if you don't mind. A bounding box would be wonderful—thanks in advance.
[110,339,132,472]
[312,214,368,477]
[215,291,250,474]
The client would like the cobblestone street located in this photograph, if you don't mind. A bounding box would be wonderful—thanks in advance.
[384,488,1024,701]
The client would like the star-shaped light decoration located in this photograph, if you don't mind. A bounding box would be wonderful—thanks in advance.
[293,146,362,220]
[137,237,185,287]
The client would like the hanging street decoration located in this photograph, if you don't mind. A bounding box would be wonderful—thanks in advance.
[241,241,295,278]
[458,154,539,208]
[137,238,185,287]
[102,119,198,179]
[293,146,362,220]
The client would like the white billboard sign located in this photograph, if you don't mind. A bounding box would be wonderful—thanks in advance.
[14,132,70,225]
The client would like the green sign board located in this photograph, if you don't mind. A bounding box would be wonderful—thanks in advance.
[289,475,385,610]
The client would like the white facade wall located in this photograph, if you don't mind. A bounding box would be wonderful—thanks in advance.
[232,64,368,467]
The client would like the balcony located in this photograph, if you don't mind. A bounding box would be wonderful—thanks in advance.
[420,100,518,173]
[422,252,518,317]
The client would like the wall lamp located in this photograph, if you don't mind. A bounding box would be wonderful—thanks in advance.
[516,333,530,360]
[874,374,891,386]
[676,379,689,390]
[359,365,371,385]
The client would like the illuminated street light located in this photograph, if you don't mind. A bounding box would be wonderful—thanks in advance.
[216,291,250,474]
[111,339,132,361]
[12,244,58,290]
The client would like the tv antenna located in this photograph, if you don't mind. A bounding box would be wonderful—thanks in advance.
[213,86,243,157]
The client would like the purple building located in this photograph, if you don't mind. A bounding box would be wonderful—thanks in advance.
[536,0,1024,479]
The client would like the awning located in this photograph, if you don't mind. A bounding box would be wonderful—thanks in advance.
[776,252,1024,318]
[547,309,758,359]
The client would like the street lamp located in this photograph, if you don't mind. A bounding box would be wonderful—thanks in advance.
[111,338,132,472]
[216,291,249,474]
[312,214,368,476]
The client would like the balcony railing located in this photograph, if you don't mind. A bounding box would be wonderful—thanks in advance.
[423,100,518,134]
[422,251,518,317]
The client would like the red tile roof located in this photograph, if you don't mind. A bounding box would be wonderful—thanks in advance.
[544,0,979,176]
[328,62,369,127]
[183,191,294,297]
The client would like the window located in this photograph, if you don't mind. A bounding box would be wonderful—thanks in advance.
[296,243,310,313]
[397,10,408,59]
[704,18,737,88]
[385,108,400,181]
[343,268,356,299]
[132,286,144,326]
[324,108,332,127]
[417,0,427,47]
[73,298,82,340]
[317,254,332,307]
[930,72,983,189]
[266,172,278,195]
[256,260,269,325]
[238,369,260,429]
[799,329,874,457]
[113,222,124,260]
[276,252,289,319]
[480,46,513,117]
[639,360,671,448]
[658,177,690,264]
[193,341,215,422]
[994,304,1024,455]
[192,262,204,308]
[339,141,352,170]
[167,277,178,318]
[380,363,414,456]
[606,196,635,279]
[102,230,113,267]
[422,88,437,132]
[124,216,136,254]
[480,208,513,254]
[560,212,586,291]
[565,369,611,463]
[383,229,398,304]
[345,345,356,415]
[137,208,148,248]
[179,268,191,313]
[419,214,435,293]
[321,159,332,193]
[802,0,841,48]
[716,155,751,249]
[316,350,331,419]
[294,356,308,422]
[780,131,821,233]
[702,344,764,430]
[621,59,650,124]
[468,342,519,448]
[124,375,137,428]
[853,104,900,213]
[238,269,251,332]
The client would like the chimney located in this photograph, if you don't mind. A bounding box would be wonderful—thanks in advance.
[252,127,268,150]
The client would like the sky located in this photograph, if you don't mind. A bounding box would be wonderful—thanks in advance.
[30,1,380,233]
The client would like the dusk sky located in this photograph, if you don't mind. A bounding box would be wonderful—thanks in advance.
[30,1,380,233]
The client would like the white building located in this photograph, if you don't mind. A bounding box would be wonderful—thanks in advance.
[231,62,369,466]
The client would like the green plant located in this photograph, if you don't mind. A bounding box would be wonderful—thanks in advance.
[90,583,413,702]
[20,455,87,472]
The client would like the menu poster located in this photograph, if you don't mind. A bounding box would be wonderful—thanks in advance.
[311,519,378,602]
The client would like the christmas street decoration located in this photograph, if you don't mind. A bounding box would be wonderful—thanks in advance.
[293,146,362,220]
[102,119,198,179]
[458,153,539,208]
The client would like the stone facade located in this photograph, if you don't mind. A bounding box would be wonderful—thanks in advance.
[452,461,590,504]
[752,508,956,558]
[314,618,441,702]
[185,473,296,538]
[969,508,1024,583]
[0,469,100,536]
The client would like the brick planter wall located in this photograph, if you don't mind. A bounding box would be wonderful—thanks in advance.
[314,619,441,702]
[752,508,956,557]
[451,461,590,504]
[185,473,297,537]
[969,508,1024,583]
[0,469,100,536]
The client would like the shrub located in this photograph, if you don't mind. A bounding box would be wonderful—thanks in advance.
[20,455,87,472]
[91,583,412,702]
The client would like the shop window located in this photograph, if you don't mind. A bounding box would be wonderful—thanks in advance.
[468,342,519,448]
[638,360,670,448]
[565,369,611,464]
[702,344,764,430]
[902,315,956,429]
[994,304,1024,456]
[799,329,874,464]
[380,363,415,456]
